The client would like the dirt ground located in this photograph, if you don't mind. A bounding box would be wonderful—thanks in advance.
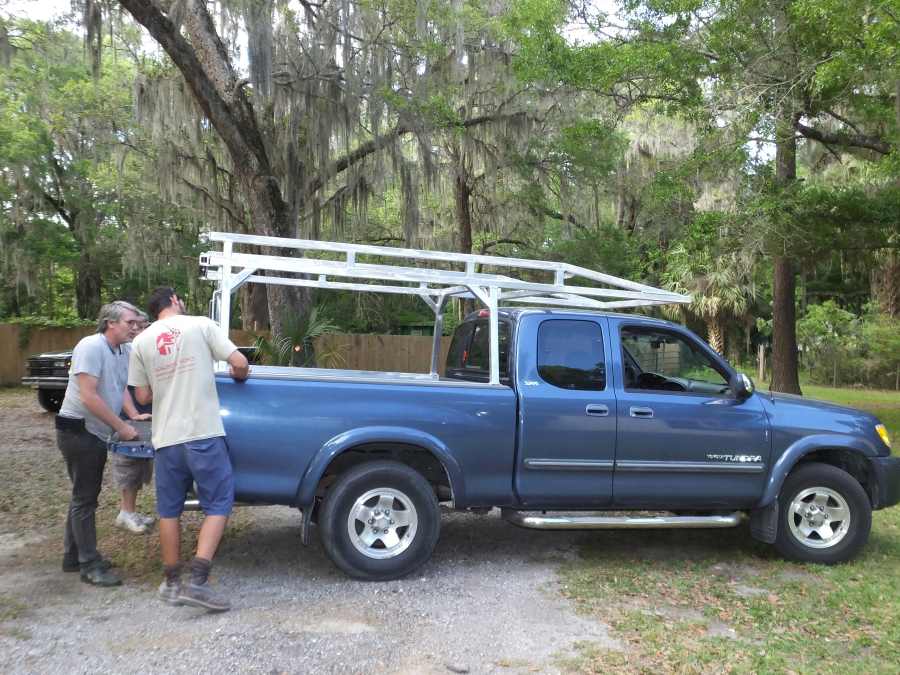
[0,388,619,674]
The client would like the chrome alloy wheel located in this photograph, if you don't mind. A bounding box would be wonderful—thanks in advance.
[787,487,851,549]
[347,488,418,560]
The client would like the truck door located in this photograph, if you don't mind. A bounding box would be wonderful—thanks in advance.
[613,323,770,508]
[515,316,616,506]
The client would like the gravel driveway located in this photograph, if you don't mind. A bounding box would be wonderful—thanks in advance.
[0,388,619,674]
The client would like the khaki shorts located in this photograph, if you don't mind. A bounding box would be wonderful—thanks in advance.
[111,453,154,490]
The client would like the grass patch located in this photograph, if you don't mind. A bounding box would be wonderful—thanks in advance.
[562,386,900,674]
[0,387,253,583]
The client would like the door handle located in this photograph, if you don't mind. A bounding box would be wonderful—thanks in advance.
[585,404,609,417]
[629,406,654,418]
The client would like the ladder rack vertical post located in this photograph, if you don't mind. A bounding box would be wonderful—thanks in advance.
[488,286,500,385]
[218,240,233,338]
[429,296,446,379]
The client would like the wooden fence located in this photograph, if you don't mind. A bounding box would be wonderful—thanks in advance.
[2,324,450,386]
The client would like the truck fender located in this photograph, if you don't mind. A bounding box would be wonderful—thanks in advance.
[756,433,877,508]
[294,426,465,507]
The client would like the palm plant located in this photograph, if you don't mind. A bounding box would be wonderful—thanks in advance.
[254,305,344,368]
[663,245,756,355]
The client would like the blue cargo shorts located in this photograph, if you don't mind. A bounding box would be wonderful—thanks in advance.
[154,436,234,518]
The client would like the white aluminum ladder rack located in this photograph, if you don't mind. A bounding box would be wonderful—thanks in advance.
[200,231,690,385]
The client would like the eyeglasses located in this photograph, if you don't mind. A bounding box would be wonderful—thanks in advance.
[124,320,142,327]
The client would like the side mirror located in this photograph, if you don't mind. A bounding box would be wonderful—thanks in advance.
[730,372,754,400]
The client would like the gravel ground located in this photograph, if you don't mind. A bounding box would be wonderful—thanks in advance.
[0,388,619,674]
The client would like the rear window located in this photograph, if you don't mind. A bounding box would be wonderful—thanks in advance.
[445,320,511,381]
[537,319,606,390]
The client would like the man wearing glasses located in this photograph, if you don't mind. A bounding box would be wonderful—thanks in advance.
[56,300,145,587]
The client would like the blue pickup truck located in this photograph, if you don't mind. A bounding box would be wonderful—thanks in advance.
[197,232,898,580]
[214,308,899,580]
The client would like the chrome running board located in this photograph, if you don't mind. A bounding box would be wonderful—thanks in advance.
[501,509,744,530]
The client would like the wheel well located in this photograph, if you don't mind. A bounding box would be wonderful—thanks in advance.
[795,449,876,506]
[315,443,453,504]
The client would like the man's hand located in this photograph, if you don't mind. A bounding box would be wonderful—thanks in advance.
[129,413,152,421]
[118,423,139,441]
[227,350,250,382]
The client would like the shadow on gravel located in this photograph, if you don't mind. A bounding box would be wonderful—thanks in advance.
[215,506,770,580]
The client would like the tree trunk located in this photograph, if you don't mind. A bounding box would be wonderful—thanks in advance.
[119,0,309,338]
[240,284,270,332]
[75,258,102,320]
[771,256,801,393]
[871,251,899,318]
[455,163,475,316]
[706,316,725,355]
[769,96,802,394]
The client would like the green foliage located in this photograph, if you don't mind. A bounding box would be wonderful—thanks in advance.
[253,305,343,367]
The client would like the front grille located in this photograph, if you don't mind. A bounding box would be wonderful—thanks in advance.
[26,360,69,378]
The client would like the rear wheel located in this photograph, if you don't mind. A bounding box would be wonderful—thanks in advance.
[37,389,63,413]
[319,460,440,581]
[774,463,871,564]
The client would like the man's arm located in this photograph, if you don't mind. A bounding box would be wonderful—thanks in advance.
[226,350,250,381]
[133,385,153,406]
[77,373,138,440]
[122,388,151,421]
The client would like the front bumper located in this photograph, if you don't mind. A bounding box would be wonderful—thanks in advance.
[870,456,900,510]
[21,376,69,389]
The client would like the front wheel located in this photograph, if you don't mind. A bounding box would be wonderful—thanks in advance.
[774,462,871,565]
[37,389,63,413]
[319,460,440,580]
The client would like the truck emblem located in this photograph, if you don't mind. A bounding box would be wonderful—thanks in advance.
[706,453,762,463]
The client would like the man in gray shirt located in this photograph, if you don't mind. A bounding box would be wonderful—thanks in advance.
[57,301,143,586]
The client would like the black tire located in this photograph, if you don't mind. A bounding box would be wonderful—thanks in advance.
[37,389,63,413]
[774,462,871,565]
[319,460,440,581]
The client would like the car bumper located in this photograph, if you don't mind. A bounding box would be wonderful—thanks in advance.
[21,377,69,389]
[870,456,900,510]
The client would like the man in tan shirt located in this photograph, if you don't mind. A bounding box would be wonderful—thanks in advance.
[129,287,249,612]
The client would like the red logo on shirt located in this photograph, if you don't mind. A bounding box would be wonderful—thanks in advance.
[156,329,180,356]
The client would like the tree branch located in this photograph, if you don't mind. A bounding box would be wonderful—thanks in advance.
[795,122,892,155]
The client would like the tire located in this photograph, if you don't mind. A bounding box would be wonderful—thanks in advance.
[319,460,440,581]
[774,462,871,565]
[37,389,63,413]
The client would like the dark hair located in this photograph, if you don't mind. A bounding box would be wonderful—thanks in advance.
[147,287,177,320]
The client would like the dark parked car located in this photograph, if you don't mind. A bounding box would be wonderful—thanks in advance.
[23,346,259,412]
[22,351,71,412]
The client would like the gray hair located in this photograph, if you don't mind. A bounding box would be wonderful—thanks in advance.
[96,300,140,333]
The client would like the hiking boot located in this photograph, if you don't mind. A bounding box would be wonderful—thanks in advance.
[115,511,148,534]
[63,555,113,573]
[80,561,122,587]
[176,581,231,612]
[158,578,182,606]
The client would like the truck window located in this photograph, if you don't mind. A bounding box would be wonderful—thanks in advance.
[445,322,474,372]
[537,320,606,390]
[620,327,729,394]
[445,320,510,382]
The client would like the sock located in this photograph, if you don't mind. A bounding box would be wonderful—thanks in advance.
[164,562,182,585]
[190,557,212,586]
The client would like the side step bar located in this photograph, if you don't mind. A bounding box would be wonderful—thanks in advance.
[501,509,744,530]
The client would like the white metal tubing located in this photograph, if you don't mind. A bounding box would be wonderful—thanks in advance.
[488,286,500,385]
[202,250,687,303]
[219,241,233,334]
[207,231,679,296]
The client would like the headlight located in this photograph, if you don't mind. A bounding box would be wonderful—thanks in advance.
[875,424,892,450]
[53,360,68,368]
